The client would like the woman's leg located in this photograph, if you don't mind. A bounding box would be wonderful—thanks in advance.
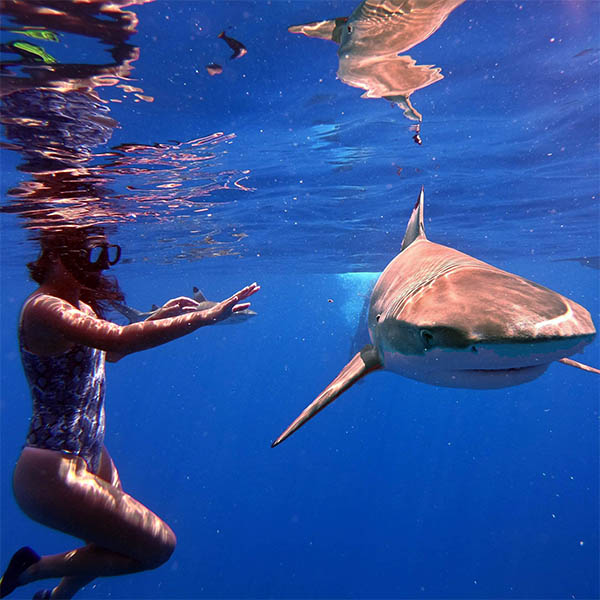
[37,570,93,600]
[9,447,176,592]
[41,448,126,599]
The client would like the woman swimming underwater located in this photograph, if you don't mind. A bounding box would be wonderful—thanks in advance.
[0,227,259,599]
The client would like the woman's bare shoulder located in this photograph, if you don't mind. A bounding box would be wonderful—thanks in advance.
[22,292,77,316]
[20,293,78,354]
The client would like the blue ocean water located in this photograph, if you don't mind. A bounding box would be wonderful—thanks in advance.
[1,1,598,598]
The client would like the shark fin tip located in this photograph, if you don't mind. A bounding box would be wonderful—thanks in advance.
[401,187,427,251]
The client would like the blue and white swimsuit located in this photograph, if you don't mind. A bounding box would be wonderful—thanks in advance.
[19,300,106,474]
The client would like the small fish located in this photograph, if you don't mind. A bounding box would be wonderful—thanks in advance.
[5,41,56,64]
[218,30,247,59]
[9,28,59,42]
[206,62,223,76]
[111,286,257,324]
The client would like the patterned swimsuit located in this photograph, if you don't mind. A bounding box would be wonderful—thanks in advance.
[19,300,107,474]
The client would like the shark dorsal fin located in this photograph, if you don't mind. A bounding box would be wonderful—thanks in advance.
[193,286,207,302]
[401,187,427,251]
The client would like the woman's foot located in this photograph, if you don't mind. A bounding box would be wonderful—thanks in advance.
[0,547,41,598]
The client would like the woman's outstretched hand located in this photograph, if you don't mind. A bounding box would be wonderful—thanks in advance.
[202,282,260,323]
[145,283,260,324]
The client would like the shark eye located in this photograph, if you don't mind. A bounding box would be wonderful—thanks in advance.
[375,314,381,322]
[347,25,352,33]
[420,329,433,348]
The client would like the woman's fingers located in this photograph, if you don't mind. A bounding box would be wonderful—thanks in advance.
[177,297,201,308]
[162,297,200,309]
[209,283,260,322]
[232,302,251,313]
[228,282,260,303]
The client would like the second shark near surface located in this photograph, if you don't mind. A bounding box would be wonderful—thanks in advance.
[112,287,257,324]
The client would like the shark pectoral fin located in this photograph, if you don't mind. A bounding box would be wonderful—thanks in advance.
[559,357,600,374]
[271,344,382,448]
[288,18,346,42]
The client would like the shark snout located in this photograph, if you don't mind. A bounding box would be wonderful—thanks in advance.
[376,309,595,386]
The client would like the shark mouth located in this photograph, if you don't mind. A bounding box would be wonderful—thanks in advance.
[466,364,546,373]
[435,364,549,389]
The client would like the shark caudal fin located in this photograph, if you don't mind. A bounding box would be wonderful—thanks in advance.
[400,187,426,251]
[559,357,600,374]
[271,344,382,447]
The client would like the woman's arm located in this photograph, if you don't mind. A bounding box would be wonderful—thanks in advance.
[26,283,259,357]
[106,296,205,362]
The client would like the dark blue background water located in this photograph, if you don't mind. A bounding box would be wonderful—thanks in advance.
[1,1,598,598]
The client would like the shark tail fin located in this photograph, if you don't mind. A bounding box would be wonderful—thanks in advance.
[271,345,382,447]
[559,357,600,374]
[401,187,426,251]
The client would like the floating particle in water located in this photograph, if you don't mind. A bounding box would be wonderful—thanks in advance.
[206,63,223,76]
[218,30,247,59]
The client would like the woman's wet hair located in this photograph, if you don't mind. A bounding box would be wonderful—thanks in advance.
[27,226,125,318]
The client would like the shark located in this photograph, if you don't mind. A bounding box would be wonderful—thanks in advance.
[289,0,465,121]
[553,256,600,270]
[111,286,257,324]
[272,188,599,447]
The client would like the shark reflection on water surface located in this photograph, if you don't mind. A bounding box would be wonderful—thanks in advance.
[289,0,465,121]
[272,188,599,447]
